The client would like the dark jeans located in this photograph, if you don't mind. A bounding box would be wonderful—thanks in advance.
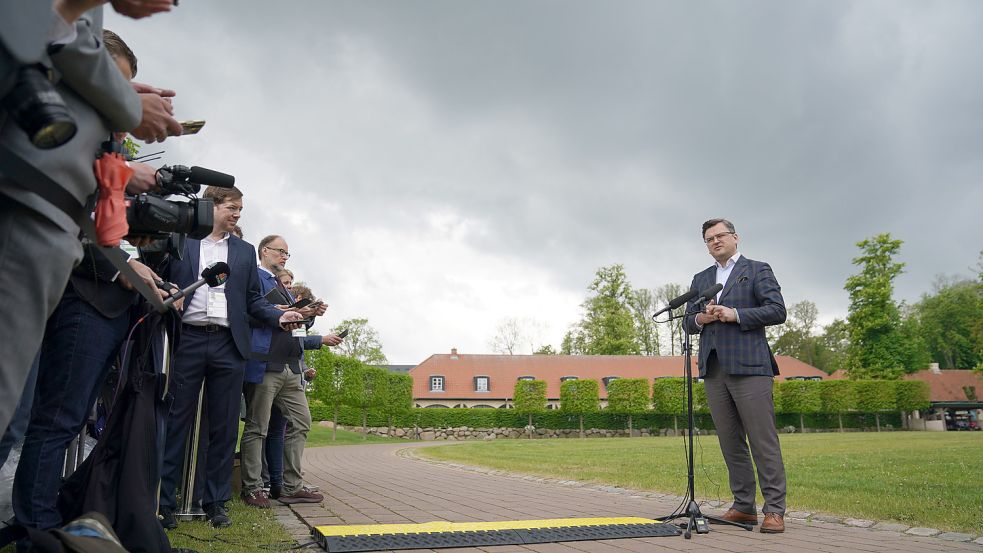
[13,292,130,529]
[0,353,39,468]
[265,406,286,487]
[159,326,244,511]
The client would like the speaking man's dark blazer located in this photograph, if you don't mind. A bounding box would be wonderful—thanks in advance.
[683,256,786,377]
[168,236,284,360]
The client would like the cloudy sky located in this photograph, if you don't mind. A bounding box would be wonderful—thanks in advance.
[106,1,983,364]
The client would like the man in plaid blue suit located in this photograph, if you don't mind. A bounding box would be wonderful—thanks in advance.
[684,218,788,534]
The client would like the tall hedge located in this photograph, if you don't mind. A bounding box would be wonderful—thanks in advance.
[606,378,650,436]
[513,380,547,437]
[779,380,823,433]
[817,380,857,432]
[381,373,413,434]
[560,379,599,437]
[854,380,897,431]
[651,378,686,431]
[310,352,362,441]
[894,380,930,429]
[343,364,389,437]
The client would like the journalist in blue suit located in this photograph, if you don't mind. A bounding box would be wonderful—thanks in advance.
[158,187,300,528]
[683,218,788,534]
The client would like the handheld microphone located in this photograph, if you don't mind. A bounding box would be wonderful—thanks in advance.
[162,261,230,308]
[652,288,699,319]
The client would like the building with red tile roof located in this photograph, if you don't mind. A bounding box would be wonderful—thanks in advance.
[408,349,828,408]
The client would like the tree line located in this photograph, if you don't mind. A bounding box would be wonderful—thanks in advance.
[494,235,982,379]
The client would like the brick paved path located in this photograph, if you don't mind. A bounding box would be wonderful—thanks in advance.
[285,442,983,553]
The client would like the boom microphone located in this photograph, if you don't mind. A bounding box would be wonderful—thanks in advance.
[162,261,230,308]
[159,164,236,189]
[652,288,699,319]
[694,283,723,303]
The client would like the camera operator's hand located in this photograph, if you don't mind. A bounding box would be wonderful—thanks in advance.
[279,311,305,331]
[125,161,159,194]
[110,0,173,19]
[304,368,317,381]
[119,259,166,304]
[130,83,182,143]
[321,334,343,347]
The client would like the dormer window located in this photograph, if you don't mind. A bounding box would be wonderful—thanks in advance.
[602,376,619,389]
[430,375,445,392]
[474,376,490,392]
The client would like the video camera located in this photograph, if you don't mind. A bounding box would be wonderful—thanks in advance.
[127,164,235,258]
[1,64,77,149]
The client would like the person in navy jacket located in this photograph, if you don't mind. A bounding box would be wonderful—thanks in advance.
[157,186,303,529]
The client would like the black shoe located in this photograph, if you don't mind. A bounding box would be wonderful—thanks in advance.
[159,507,178,530]
[204,503,231,528]
[269,483,282,500]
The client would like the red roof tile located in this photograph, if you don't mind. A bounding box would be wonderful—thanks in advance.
[905,369,983,403]
[408,353,827,400]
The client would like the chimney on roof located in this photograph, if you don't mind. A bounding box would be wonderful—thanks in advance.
[450,347,459,360]
[929,362,941,374]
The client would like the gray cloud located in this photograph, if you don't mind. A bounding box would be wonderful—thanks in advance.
[106,1,983,361]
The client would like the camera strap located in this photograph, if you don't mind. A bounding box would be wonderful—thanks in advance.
[0,145,167,313]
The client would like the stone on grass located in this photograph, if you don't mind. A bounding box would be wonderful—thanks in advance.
[936,532,973,542]
[905,527,940,537]
[811,514,842,523]
[844,518,875,528]
[872,522,909,532]
[786,511,811,520]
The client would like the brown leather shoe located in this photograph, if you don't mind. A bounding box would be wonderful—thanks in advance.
[278,488,324,504]
[242,488,272,509]
[720,508,758,524]
[760,512,785,533]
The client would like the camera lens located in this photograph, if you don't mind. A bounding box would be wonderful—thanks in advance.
[1,66,77,149]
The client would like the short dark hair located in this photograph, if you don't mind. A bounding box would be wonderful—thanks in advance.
[702,218,736,238]
[102,29,137,77]
[203,186,243,205]
[291,283,313,300]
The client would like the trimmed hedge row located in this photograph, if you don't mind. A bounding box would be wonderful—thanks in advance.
[307,402,902,432]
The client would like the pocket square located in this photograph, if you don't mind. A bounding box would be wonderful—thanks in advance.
[738,275,749,283]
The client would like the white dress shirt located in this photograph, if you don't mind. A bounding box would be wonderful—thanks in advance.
[182,233,231,327]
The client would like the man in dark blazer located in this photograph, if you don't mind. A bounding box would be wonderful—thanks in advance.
[158,186,303,529]
[684,218,788,534]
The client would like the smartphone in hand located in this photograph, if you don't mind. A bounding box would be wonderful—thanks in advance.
[290,298,312,309]
[338,328,350,339]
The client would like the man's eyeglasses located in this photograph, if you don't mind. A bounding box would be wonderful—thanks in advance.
[705,231,735,244]
[265,246,290,259]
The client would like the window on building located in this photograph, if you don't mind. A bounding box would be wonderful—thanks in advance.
[602,376,619,389]
[560,376,578,382]
[517,375,535,382]
[474,376,490,392]
[430,375,444,392]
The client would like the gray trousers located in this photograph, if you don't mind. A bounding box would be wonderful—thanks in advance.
[0,200,81,434]
[704,354,786,515]
[241,367,312,496]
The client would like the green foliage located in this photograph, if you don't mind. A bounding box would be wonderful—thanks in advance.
[817,380,857,413]
[560,379,600,414]
[534,344,558,355]
[651,378,686,415]
[513,380,548,415]
[778,381,823,414]
[605,379,650,414]
[331,317,388,365]
[853,380,897,412]
[844,234,910,379]
[121,136,140,159]
[381,372,413,425]
[814,319,850,374]
[562,265,640,355]
[911,279,983,369]
[309,351,361,431]
[628,288,660,355]
[893,380,930,412]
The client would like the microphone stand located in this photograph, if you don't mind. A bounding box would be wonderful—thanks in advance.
[654,309,754,539]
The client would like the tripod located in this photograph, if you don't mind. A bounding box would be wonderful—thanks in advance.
[655,311,753,539]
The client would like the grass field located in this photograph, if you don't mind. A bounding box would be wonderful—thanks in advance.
[305,424,413,447]
[418,432,983,534]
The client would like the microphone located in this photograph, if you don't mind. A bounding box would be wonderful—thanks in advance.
[162,261,230,308]
[652,288,699,319]
[694,283,723,303]
[159,164,236,189]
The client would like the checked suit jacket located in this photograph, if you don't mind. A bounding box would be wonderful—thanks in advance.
[683,255,786,377]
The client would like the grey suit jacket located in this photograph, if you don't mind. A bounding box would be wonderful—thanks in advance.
[0,0,54,94]
[0,7,142,233]
[683,256,787,377]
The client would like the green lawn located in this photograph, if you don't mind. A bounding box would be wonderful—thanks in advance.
[418,432,983,534]
[165,497,296,553]
[305,424,414,447]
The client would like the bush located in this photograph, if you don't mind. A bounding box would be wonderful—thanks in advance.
[779,380,823,433]
[560,379,599,437]
[854,380,897,431]
[817,380,857,432]
[606,378,650,436]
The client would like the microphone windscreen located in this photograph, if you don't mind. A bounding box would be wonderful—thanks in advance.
[668,288,699,309]
[202,261,230,286]
[700,283,723,300]
[189,166,235,188]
